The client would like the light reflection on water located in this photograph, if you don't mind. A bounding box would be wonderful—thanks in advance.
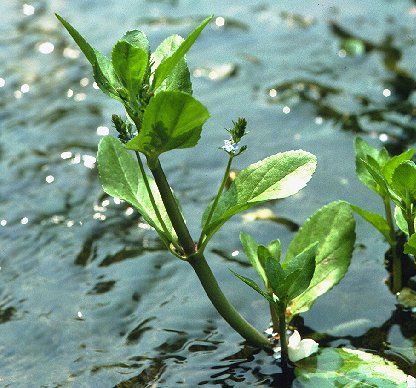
[1,0,416,385]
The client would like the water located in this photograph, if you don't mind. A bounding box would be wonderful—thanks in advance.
[1,0,416,386]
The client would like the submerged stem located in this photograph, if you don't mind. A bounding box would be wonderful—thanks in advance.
[198,155,233,250]
[384,198,401,293]
[189,253,271,348]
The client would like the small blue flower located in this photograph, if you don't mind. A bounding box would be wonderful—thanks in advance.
[222,139,239,154]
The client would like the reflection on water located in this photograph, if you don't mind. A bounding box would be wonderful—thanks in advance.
[1,0,416,385]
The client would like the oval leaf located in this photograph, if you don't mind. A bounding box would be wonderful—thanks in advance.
[294,347,410,387]
[391,161,416,204]
[97,136,176,241]
[152,35,192,94]
[126,91,209,158]
[112,30,149,99]
[287,201,356,316]
[202,150,317,237]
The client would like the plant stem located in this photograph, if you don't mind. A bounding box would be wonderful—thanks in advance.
[405,205,415,236]
[277,302,289,367]
[189,253,270,348]
[135,152,181,252]
[384,198,401,293]
[269,300,280,333]
[148,158,196,256]
[148,158,269,347]
[198,155,233,249]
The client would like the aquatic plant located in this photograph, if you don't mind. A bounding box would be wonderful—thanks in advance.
[353,137,416,293]
[55,15,414,382]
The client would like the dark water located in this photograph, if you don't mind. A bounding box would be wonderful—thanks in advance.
[1,0,416,386]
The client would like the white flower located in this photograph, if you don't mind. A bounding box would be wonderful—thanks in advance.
[222,139,239,154]
[288,330,319,362]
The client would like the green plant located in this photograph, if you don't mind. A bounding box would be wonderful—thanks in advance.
[233,201,356,363]
[56,14,321,349]
[353,137,416,292]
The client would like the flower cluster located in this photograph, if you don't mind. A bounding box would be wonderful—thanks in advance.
[221,117,248,156]
[112,114,135,143]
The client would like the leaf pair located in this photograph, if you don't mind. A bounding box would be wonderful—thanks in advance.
[234,201,356,316]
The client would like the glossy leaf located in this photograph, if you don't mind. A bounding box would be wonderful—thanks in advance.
[202,150,317,236]
[56,14,123,101]
[152,35,192,94]
[404,233,416,255]
[351,205,392,243]
[97,136,176,240]
[287,201,356,316]
[112,30,149,99]
[294,347,410,387]
[391,161,416,204]
[126,91,209,158]
[230,270,274,303]
[382,149,414,184]
[361,157,389,196]
[354,137,389,194]
[152,16,212,90]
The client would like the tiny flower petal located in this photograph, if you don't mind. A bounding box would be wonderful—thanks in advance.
[288,330,319,362]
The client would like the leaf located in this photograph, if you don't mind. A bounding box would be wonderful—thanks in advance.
[395,206,409,235]
[97,136,176,241]
[354,137,389,194]
[361,157,389,196]
[267,239,282,262]
[287,201,356,316]
[264,257,286,300]
[294,347,410,387]
[391,161,416,204]
[382,149,415,184]
[282,242,318,301]
[56,14,123,101]
[152,16,212,90]
[351,205,393,243]
[126,91,209,159]
[230,270,274,303]
[112,30,149,99]
[202,150,317,237]
[240,232,267,284]
[404,233,416,255]
[152,35,192,94]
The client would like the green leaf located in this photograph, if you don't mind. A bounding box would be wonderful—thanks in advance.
[395,206,409,235]
[404,233,416,255]
[382,149,415,184]
[267,239,282,262]
[56,14,124,101]
[239,232,266,284]
[287,201,356,316]
[264,257,286,300]
[230,270,274,303]
[294,347,410,387]
[152,16,212,90]
[126,91,209,159]
[282,242,318,301]
[112,30,149,99]
[55,14,96,64]
[354,137,389,194]
[351,205,393,243]
[202,150,317,237]
[152,35,192,94]
[97,136,176,241]
[361,157,389,196]
[391,161,416,204]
